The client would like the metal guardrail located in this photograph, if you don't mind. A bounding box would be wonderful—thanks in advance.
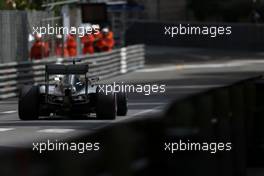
[0,44,145,99]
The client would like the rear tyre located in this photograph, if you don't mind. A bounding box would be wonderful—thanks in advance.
[96,91,116,120]
[117,91,128,116]
[18,85,39,120]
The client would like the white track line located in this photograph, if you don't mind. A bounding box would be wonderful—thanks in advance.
[128,102,166,105]
[0,110,17,114]
[37,129,75,134]
[0,128,14,132]
[137,60,264,73]
[115,105,163,122]
[130,108,160,117]
[166,85,222,89]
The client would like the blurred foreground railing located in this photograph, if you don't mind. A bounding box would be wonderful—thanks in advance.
[0,44,145,99]
[1,76,264,176]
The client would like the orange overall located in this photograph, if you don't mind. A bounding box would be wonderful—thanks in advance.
[66,35,77,57]
[81,34,95,54]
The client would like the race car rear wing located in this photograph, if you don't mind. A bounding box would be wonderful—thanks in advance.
[45,64,89,75]
[45,64,89,101]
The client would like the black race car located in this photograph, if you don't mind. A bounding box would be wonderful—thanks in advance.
[18,62,127,120]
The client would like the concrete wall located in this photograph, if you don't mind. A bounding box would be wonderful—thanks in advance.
[159,0,186,21]
[126,21,264,50]
[135,0,187,21]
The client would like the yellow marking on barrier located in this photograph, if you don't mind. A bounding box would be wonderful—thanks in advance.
[175,64,184,70]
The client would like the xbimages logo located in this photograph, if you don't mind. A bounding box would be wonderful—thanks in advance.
[98,82,166,96]
[164,24,232,38]
[32,24,100,37]
[33,140,100,154]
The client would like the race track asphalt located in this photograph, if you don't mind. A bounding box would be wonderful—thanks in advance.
[0,55,264,148]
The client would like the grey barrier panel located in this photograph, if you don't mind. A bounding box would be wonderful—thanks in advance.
[212,88,234,176]
[164,99,195,127]
[102,126,137,176]
[163,76,262,176]
[229,84,247,176]
[164,97,218,175]
[193,93,214,139]
[243,82,256,142]
[250,80,264,166]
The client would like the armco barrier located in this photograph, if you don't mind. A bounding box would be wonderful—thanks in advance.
[164,76,261,176]
[0,44,145,99]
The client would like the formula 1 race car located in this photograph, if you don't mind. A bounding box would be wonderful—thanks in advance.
[18,62,127,120]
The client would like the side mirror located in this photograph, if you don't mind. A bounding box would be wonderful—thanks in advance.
[90,77,100,82]
[87,77,100,85]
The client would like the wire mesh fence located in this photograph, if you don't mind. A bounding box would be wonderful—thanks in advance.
[0,10,64,63]
[0,11,28,63]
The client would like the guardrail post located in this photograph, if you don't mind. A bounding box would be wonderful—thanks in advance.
[252,79,264,166]
[120,47,127,74]
[244,81,258,166]
[140,45,145,68]
[102,125,136,176]
[213,88,233,176]
[229,84,246,176]
[194,93,214,138]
